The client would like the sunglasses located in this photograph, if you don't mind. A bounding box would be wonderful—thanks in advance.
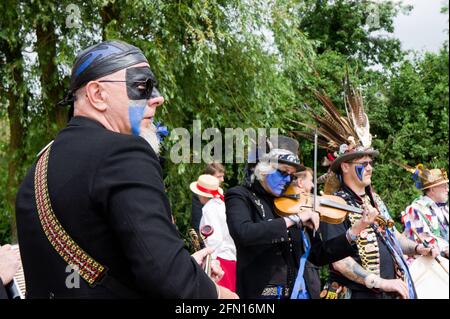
[99,78,157,100]
[277,169,294,180]
[350,160,374,168]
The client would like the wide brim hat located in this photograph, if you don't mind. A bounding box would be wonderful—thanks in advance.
[421,178,449,190]
[419,168,449,190]
[393,162,449,191]
[330,149,379,173]
[190,174,224,198]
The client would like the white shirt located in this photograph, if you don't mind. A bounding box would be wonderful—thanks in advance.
[199,198,236,261]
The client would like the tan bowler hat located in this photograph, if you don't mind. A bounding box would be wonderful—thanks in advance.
[190,174,224,198]
[418,167,449,190]
[395,162,449,190]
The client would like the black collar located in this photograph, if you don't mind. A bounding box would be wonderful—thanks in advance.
[250,180,275,199]
[340,183,375,206]
[67,116,106,129]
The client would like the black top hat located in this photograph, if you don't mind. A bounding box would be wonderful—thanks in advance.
[264,135,304,171]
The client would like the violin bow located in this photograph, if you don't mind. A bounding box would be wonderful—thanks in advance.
[313,129,318,237]
[411,228,448,274]
[313,129,318,212]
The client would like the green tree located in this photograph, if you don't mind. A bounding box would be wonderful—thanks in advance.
[297,0,411,66]
[366,46,449,223]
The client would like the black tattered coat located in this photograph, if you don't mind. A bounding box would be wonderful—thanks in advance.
[225,182,354,299]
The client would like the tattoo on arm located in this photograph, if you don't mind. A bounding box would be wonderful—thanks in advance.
[333,257,370,286]
[395,231,417,256]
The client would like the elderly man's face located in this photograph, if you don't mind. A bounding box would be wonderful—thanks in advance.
[263,163,297,197]
[100,62,164,135]
[428,182,449,203]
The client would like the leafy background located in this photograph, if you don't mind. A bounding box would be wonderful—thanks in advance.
[1,1,448,282]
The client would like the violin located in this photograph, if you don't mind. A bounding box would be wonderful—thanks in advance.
[274,184,394,227]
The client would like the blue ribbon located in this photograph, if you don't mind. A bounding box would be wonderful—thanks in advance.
[412,169,423,189]
[155,122,169,141]
[290,229,311,299]
[382,227,417,299]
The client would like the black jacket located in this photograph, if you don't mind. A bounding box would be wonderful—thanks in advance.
[15,116,216,299]
[319,184,397,297]
[225,182,354,299]
[0,279,7,299]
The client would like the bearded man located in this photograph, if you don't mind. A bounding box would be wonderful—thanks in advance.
[15,40,236,299]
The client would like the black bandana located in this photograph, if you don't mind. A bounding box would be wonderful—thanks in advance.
[59,40,148,107]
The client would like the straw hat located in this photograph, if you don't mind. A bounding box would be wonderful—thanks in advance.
[411,165,448,190]
[190,174,224,199]
[420,168,449,190]
[394,161,449,190]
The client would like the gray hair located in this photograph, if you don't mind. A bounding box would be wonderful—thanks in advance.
[253,149,293,182]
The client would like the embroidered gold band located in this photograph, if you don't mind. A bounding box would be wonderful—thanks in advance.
[35,145,106,286]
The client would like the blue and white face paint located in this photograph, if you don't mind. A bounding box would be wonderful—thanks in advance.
[355,165,365,182]
[128,99,147,136]
[265,169,292,196]
[125,66,159,136]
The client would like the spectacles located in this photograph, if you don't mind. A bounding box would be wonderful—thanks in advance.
[277,169,294,181]
[99,78,156,99]
[350,160,373,168]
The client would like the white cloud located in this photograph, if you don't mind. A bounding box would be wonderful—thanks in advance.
[393,0,449,53]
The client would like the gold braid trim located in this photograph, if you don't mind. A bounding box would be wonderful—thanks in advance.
[348,195,381,276]
[35,145,106,286]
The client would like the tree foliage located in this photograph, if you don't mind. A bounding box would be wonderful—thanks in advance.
[0,0,448,252]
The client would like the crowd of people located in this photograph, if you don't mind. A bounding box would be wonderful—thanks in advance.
[0,40,448,299]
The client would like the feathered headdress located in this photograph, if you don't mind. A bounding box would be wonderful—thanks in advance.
[291,75,379,174]
[392,161,448,190]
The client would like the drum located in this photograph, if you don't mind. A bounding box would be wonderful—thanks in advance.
[409,255,449,299]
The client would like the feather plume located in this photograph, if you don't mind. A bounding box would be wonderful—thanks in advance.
[390,160,417,174]
[290,78,374,156]
[344,76,372,148]
[323,171,341,195]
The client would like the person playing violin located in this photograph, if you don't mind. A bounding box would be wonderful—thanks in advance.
[312,82,439,299]
[225,135,378,299]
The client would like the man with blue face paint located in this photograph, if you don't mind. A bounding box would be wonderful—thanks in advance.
[304,81,440,299]
[225,135,377,299]
[15,40,237,299]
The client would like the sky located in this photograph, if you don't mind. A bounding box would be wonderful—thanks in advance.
[393,0,449,53]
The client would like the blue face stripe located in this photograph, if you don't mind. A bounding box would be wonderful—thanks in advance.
[128,102,146,136]
[355,165,365,181]
[75,45,122,76]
